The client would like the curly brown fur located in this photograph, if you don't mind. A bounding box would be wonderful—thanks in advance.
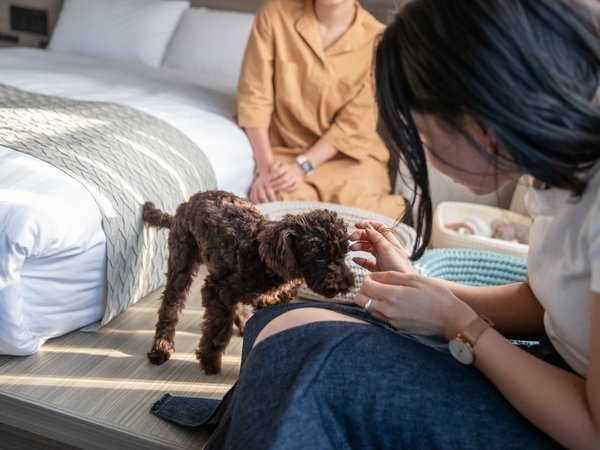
[144,190,355,374]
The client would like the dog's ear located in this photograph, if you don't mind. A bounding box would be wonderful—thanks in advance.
[257,219,299,278]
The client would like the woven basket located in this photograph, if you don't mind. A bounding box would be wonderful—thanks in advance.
[431,201,532,260]
[413,248,527,286]
[256,201,417,304]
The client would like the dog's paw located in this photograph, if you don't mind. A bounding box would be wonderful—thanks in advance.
[147,341,174,365]
[197,352,222,375]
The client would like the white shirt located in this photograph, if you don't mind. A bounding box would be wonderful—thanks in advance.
[526,163,600,377]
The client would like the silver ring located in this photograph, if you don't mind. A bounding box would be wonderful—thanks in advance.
[364,298,374,314]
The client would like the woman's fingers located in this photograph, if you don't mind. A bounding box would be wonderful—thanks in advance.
[350,221,402,246]
[357,273,418,304]
[368,271,419,287]
[348,240,375,253]
[268,161,284,177]
[364,225,391,247]
[266,186,277,202]
[269,170,287,185]
[272,173,302,193]
[271,177,291,191]
[355,273,415,318]
[268,163,303,192]
[347,228,367,241]
[354,290,387,321]
[354,220,386,230]
[365,225,406,251]
[354,291,378,311]
[256,183,277,203]
[352,256,377,272]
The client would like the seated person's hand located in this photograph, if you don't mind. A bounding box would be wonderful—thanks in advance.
[249,170,278,204]
[269,161,304,194]
[348,221,416,274]
[356,271,472,338]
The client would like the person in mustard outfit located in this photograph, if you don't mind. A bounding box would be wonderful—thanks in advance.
[237,0,406,218]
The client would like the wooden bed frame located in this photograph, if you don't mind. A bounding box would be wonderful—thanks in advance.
[0,1,399,448]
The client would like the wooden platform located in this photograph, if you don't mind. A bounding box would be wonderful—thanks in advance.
[0,268,240,449]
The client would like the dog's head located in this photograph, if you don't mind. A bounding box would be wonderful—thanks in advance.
[258,209,355,297]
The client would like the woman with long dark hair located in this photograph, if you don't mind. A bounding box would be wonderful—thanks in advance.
[153,1,599,447]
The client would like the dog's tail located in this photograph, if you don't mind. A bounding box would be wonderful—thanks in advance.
[143,202,173,229]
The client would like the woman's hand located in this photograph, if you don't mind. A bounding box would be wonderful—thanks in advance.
[269,161,304,193]
[348,221,416,274]
[248,161,304,203]
[356,271,477,338]
[249,170,278,203]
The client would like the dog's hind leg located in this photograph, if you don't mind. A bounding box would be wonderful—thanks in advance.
[197,279,237,374]
[148,231,200,365]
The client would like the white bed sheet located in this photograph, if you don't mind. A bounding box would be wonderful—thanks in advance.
[0,47,254,196]
[0,145,107,354]
[0,48,254,354]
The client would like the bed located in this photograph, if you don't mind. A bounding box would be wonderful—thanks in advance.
[0,0,257,355]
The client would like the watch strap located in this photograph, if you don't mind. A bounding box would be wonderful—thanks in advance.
[457,315,494,349]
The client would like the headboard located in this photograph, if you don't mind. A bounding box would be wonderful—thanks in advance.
[191,0,401,23]
[0,1,401,50]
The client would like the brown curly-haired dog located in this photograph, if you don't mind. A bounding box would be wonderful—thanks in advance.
[143,190,355,374]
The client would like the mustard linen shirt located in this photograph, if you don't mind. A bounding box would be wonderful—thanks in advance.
[237,0,389,164]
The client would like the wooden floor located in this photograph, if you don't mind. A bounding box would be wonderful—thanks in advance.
[0,268,240,449]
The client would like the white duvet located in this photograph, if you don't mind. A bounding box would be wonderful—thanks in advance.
[0,48,254,355]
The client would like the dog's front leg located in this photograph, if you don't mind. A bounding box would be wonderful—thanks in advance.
[148,233,200,365]
[197,281,236,374]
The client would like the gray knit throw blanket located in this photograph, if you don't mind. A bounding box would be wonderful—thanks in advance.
[0,83,217,328]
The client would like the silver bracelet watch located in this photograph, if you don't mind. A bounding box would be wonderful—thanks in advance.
[295,154,314,176]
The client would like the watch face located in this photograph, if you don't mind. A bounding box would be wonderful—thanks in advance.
[295,155,314,176]
[449,338,474,365]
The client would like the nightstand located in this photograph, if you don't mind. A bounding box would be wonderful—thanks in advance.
[0,0,63,49]
[0,37,18,48]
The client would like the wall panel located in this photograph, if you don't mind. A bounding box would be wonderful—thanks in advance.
[191,0,400,23]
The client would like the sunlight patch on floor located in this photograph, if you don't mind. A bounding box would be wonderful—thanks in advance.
[39,347,131,358]
[0,375,232,394]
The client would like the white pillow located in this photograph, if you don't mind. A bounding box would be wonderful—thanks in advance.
[162,8,255,95]
[48,0,189,67]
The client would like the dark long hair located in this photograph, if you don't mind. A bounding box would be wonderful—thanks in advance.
[375,0,600,259]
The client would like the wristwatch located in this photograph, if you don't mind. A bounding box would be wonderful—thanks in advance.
[295,154,314,176]
[448,315,494,365]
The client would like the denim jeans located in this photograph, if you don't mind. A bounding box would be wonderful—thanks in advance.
[151,302,564,449]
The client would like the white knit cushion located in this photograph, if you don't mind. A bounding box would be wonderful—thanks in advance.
[256,201,417,304]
